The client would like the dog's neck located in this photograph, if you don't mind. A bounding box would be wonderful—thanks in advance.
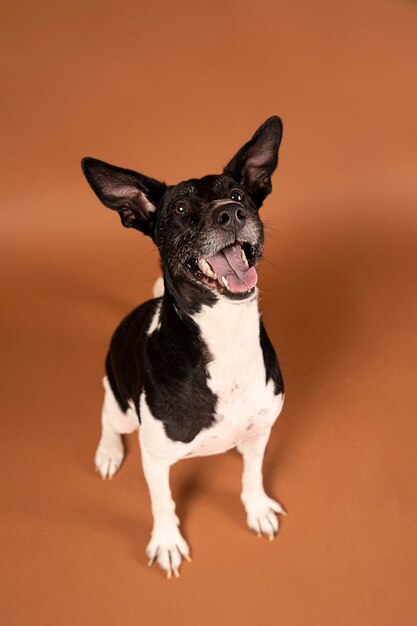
[190,290,260,355]
[161,270,259,318]
[162,273,259,320]
[158,280,260,371]
[161,271,217,318]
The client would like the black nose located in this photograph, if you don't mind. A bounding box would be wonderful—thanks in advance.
[213,204,247,231]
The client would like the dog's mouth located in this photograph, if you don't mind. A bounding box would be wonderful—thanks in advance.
[186,242,258,299]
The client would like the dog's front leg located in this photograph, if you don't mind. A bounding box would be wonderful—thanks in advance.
[238,429,287,540]
[139,441,190,578]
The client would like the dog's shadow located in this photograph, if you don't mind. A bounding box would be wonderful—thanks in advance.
[262,214,415,491]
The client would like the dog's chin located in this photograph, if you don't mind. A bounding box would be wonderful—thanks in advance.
[184,241,260,302]
[218,287,257,302]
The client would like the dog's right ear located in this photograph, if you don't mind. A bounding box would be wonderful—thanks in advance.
[81,157,166,236]
[223,116,283,208]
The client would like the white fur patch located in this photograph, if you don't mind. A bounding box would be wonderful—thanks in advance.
[190,291,283,449]
[102,376,138,434]
[152,276,164,298]
[147,300,162,335]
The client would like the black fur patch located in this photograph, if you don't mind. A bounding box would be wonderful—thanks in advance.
[105,291,217,442]
[105,298,160,418]
[144,292,217,443]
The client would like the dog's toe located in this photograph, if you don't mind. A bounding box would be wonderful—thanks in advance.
[243,493,287,540]
[146,525,191,578]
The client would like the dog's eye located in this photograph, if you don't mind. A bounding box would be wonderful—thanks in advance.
[230,189,244,202]
[174,200,190,215]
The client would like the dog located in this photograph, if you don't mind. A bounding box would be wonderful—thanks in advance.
[81,116,286,578]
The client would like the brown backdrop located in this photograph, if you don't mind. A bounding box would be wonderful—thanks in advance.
[1,1,417,625]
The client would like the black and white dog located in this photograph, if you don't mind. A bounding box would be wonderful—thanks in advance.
[81,116,286,578]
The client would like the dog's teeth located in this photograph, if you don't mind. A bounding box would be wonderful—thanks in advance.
[209,267,218,279]
[200,260,212,276]
[222,276,229,289]
[198,259,217,279]
[241,247,249,267]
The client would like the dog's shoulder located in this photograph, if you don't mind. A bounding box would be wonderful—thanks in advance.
[106,297,161,415]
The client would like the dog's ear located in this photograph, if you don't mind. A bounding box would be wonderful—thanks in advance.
[81,157,166,235]
[223,116,283,207]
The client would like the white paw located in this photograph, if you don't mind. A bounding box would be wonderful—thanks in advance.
[146,523,191,579]
[95,435,124,479]
[242,492,287,540]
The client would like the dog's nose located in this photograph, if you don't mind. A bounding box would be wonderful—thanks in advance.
[213,204,247,231]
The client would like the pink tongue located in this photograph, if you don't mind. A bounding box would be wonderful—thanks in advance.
[206,244,258,293]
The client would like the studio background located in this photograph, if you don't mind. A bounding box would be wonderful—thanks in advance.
[1,1,416,625]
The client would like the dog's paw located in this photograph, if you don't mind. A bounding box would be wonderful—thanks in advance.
[146,524,191,579]
[242,493,287,540]
[94,435,124,479]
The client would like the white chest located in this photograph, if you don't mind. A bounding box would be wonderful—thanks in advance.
[188,296,282,455]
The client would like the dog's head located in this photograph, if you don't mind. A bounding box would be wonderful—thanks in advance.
[81,116,282,306]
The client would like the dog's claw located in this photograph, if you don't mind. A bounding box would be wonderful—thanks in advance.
[245,494,285,540]
[146,527,190,577]
[183,553,192,563]
[95,437,124,480]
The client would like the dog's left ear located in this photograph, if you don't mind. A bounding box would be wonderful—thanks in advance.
[81,157,166,236]
[223,116,283,207]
